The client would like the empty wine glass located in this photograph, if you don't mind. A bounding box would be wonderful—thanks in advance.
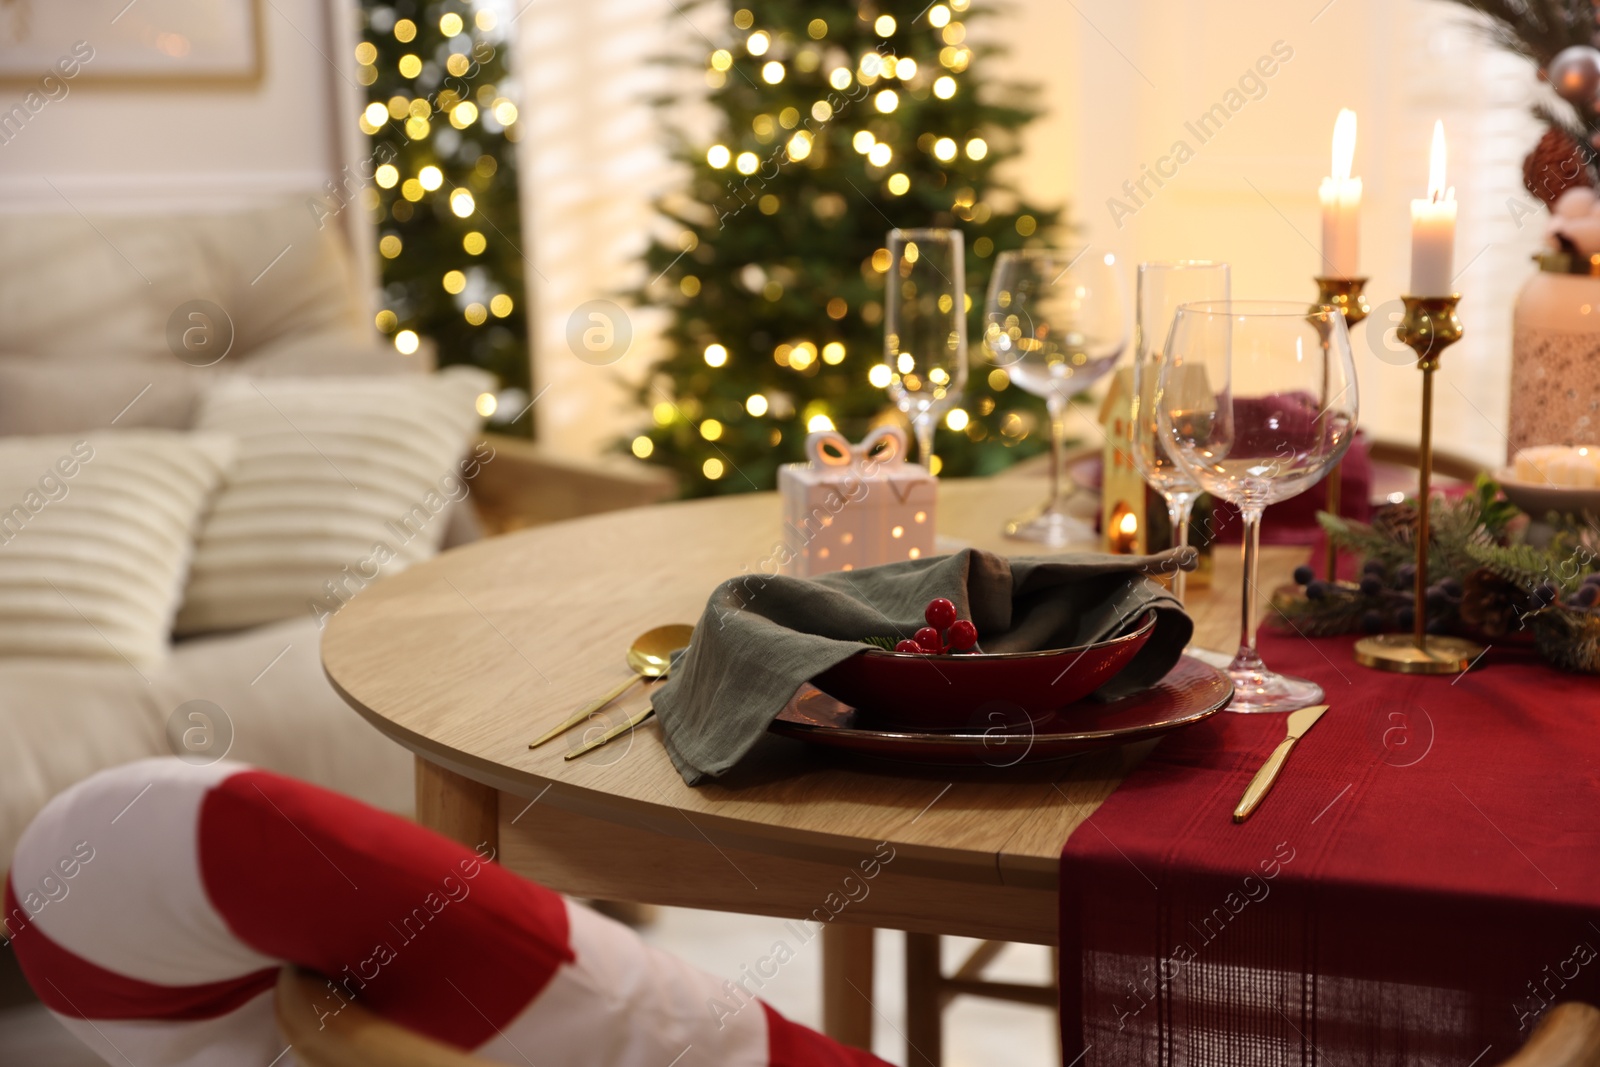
[1158,300,1358,713]
[1129,261,1230,603]
[983,248,1128,546]
[884,228,967,468]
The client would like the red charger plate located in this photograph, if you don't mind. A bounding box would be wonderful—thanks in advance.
[809,610,1157,732]
[771,654,1233,765]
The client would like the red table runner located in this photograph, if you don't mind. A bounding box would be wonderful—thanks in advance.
[1059,628,1600,1065]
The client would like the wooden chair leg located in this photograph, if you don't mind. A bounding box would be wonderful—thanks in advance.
[821,924,875,1050]
[414,757,498,858]
[905,932,943,1067]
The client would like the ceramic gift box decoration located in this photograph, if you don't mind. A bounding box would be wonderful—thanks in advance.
[779,426,936,576]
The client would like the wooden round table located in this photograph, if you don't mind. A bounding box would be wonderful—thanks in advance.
[321,478,1291,1053]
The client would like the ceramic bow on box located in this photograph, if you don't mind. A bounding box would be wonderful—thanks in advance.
[779,427,937,576]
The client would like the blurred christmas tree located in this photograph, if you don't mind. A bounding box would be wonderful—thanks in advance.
[630,0,1064,496]
[357,1,532,434]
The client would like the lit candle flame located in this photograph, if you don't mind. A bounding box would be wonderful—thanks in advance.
[1331,108,1356,182]
[1427,119,1449,203]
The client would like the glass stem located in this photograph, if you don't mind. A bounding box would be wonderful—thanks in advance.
[1166,491,1195,605]
[914,412,936,471]
[1231,507,1265,672]
[1047,392,1069,508]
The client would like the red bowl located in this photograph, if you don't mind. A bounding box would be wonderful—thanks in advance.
[810,610,1158,731]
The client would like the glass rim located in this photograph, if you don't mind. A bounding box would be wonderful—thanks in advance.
[888,227,962,243]
[1138,259,1229,272]
[1173,298,1338,319]
[994,246,1098,265]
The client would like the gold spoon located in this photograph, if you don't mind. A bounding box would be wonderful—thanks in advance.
[528,624,692,749]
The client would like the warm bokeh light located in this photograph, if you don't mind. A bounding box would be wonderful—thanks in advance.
[394,329,419,354]
[707,144,731,168]
[807,413,836,432]
[874,89,898,113]
[933,136,957,161]
[852,130,875,154]
[400,178,424,202]
[887,173,909,195]
[463,231,486,254]
[868,364,893,388]
[945,407,970,431]
[822,342,845,365]
[966,137,988,160]
[711,49,732,71]
[493,100,518,126]
[439,12,463,36]
[631,436,654,459]
[442,270,466,294]
[829,67,852,90]
[746,393,769,416]
[868,142,892,167]
[787,131,812,161]
[379,235,402,258]
[703,457,726,479]
[489,294,514,317]
[874,14,896,35]
[451,101,478,128]
[735,151,759,175]
[700,418,724,441]
[354,41,377,64]
[450,189,475,217]
[704,343,728,367]
[929,5,951,27]
[363,101,387,127]
[464,302,487,325]
[418,165,443,190]
[374,164,398,188]
[933,75,956,99]
[374,309,397,332]
[398,54,421,78]
[475,391,497,417]
[393,18,416,42]
[747,31,770,56]
[762,61,784,84]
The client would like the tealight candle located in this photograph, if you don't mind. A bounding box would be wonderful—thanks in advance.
[1409,120,1457,296]
[1318,109,1361,278]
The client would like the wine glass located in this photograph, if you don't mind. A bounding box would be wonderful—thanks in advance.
[1129,261,1231,603]
[884,228,967,468]
[1157,300,1358,713]
[982,248,1128,546]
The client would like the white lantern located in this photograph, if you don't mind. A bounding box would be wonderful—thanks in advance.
[779,427,937,576]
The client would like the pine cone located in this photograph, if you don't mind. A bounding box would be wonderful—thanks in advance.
[1371,501,1418,545]
[1524,126,1594,208]
[1459,567,1521,638]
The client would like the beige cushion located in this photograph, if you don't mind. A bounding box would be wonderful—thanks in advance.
[0,201,365,364]
[176,367,492,634]
[0,432,233,667]
[0,614,414,869]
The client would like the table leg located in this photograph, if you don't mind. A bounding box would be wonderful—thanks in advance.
[415,756,499,859]
[905,932,943,1067]
[821,924,875,1050]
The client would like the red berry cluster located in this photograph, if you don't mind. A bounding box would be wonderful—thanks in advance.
[894,598,979,655]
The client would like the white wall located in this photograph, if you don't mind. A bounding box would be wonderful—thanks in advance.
[0,0,372,287]
[518,0,1544,467]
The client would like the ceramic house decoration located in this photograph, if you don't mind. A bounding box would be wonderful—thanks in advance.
[779,426,937,576]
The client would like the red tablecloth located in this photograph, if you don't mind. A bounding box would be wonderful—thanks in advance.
[1059,629,1600,1065]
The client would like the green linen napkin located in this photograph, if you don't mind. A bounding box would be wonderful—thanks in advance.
[654,546,1197,784]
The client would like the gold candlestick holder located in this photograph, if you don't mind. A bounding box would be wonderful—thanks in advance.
[1313,277,1370,581]
[1353,294,1484,674]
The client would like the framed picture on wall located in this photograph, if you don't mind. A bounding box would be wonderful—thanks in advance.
[0,0,261,83]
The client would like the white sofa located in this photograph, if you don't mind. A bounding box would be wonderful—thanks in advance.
[0,201,427,866]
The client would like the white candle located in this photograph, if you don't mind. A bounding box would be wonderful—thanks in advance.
[1318,109,1361,278]
[1409,120,1457,296]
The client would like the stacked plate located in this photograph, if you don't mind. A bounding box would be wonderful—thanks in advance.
[772,611,1234,765]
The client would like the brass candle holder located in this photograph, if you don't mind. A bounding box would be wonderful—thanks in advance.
[1313,277,1370,581]
[1353,294,1484,674]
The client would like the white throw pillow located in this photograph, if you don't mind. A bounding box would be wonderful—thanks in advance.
[0,432,234,667]
[175,367,492,634]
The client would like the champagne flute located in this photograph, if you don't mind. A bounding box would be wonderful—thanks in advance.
[1158,300,1358,713]
[1130,261,1230,603]
[884,228,967,468]
[982,248,1128,546]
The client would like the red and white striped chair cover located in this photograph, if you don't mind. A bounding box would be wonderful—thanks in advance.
[4,759,889,1067]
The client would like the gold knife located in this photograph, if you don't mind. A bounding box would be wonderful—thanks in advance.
[1232,705,1329,823]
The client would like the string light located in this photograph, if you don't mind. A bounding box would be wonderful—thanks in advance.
[700,419,724,441]
[811,101,833,122]
[875,89,899,113]
[868,142,892,167]
[852,130,875,154]
[735,151,758,175]
[829,67,852,90]
[822,342,846,365]
[707,144,731,168]
[632,436,654,459]
[401,178,424,201]
[933,75,956,99]
[374,164,398,188]
[874,14,896,35]
[375,309,397,331]
[933,137,957,161]
[398,54,421,77]
[465,303,488,325]
[869,364,892,387]
[704,343,728,367]
[442,269,466,293]
[965,137,988,160]
[439,12,463,36]
[490,294,514,317]
[887,173,909,195]
[787,130,812,161]
[475,392,497,417]
[808,18,827,38]
[393,18,416,42]
[711,49,732,70]
[747,31,770,55]
[363,101,387,127]
[463,231,486,254]
[807,413,836,432]
[493,100,518,125]
[451,101,478,128]
[450,189,475,217]
[354,41,377,64]
[703,458,726,479]
[762,61,784,84]
[379,235,402,258]
[929,4,951,27]
[746,394,769,416]
[418,165,443,190]
[394,329,419,354]
[946,408,970,430]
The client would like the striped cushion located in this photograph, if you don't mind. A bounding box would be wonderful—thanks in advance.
[0,432,232,667]
[4,760,890,1067]
[175,367,491,635]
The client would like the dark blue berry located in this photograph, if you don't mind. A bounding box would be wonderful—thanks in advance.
[1534,583,1559,606]
[1359,575,1383,596]
[1575,584,1599,608]
[1397,563,1417,586]
[1583,572,1600,587]
[1362,559,1386,575]
[1397,606,1416,631]
[1426,586,1452,609]
[1440,578,1463,597]
[1293,565,1315,586]
[1360,610,1385,633]
[1305,580,1329,600]
[1426,618,1449,635]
